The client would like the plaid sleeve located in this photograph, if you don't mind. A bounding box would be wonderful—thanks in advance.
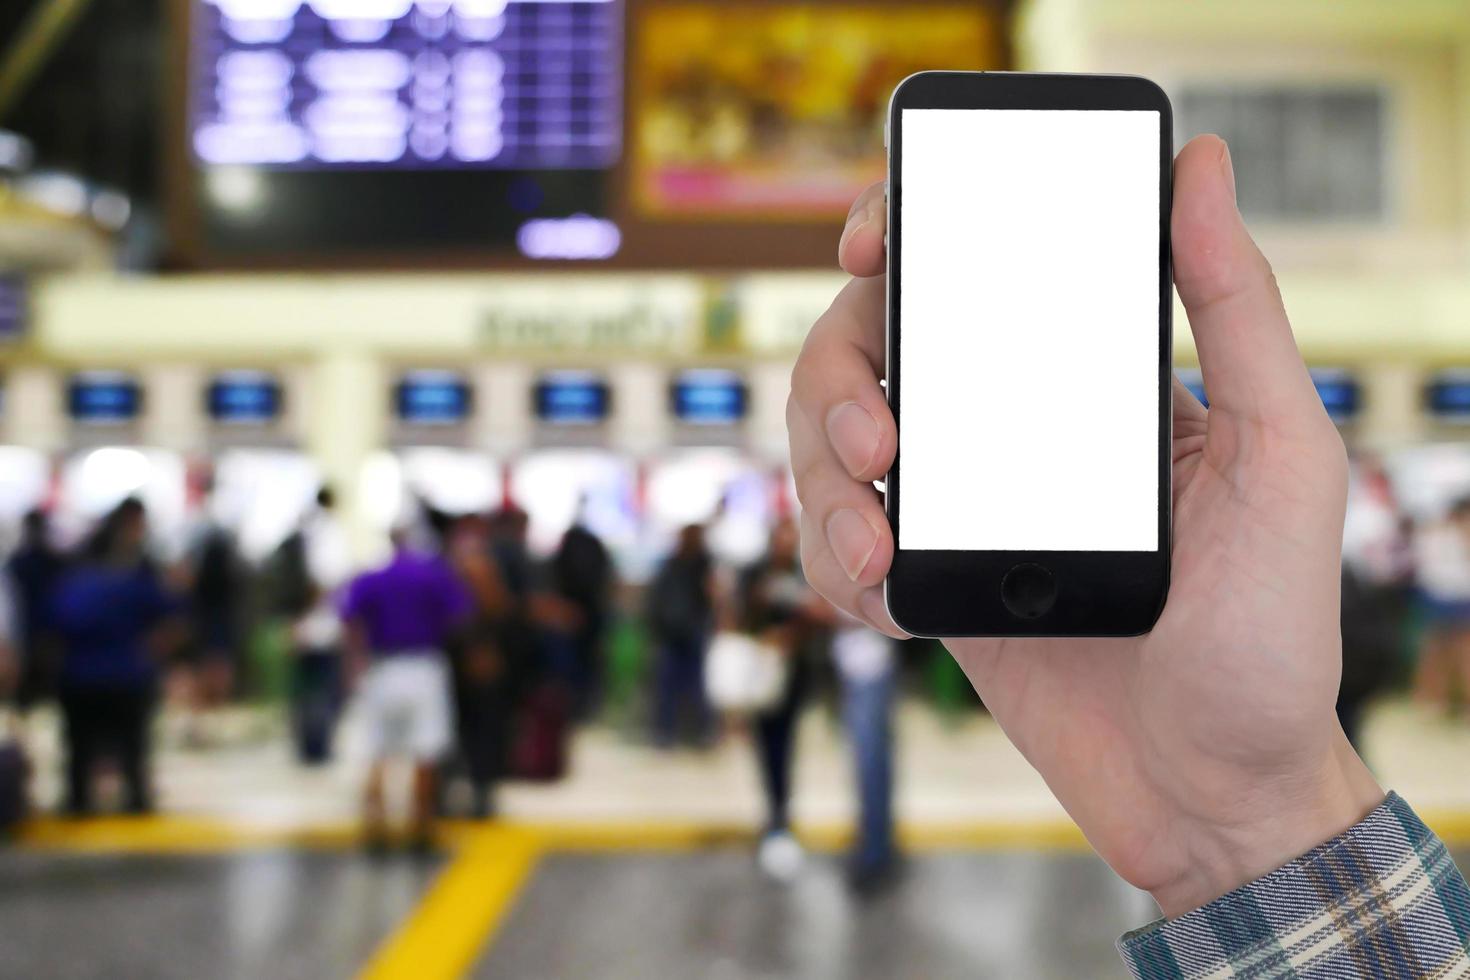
[1118,792,1470,979]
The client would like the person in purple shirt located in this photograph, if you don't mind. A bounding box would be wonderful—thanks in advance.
[341,525,472,852]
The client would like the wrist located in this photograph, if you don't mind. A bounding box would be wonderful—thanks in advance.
[1151,730,1384,918]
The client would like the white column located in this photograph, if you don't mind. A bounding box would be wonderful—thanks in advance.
[1358,362,1427,451]
[2,367,64,451]
[306,352,386,563]
[608,362,669,457]
[475,359,534,457]
[140,364,205,453]
[747,360,795,463]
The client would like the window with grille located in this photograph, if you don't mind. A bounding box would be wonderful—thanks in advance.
[1178,86,1387,221]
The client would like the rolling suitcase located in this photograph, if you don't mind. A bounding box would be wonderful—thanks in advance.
[511,683,569,782]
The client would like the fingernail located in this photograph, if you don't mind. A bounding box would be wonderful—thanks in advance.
[1219,140,1236,203]
[839,189,885,261]
[826,401,880,476]
[838,211,871,262]
[827,509,878,582]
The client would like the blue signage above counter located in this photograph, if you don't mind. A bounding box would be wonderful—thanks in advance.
[68,371,142,424]
[207,371,282,424]
[671,369,746,425]
[396,370,472,425]
[535,371,610,425]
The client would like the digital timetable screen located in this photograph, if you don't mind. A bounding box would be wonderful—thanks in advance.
[535,371,609,424]
[186,0,621,256]
[0,274,26,341]
[1427,371,1470,421]
[396,370,472,425]
[69,373,143,424]
[191,0,622,170]
[207,371,283,424]
[1311,369,1360,423]
[671,370,746,426]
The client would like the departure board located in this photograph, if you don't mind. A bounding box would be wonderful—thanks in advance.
[0,274,25,341]
[190,0,623,171]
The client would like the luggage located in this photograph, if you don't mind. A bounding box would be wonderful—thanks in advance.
[510,684,569,782]
[704,631,788,714]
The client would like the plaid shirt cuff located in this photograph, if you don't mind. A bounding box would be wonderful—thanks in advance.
[1117,792,1470,979]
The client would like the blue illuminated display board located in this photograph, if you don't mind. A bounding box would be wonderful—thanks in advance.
[671,369,746,425]
[207,371,282,423]
[1177,368,1207,407]
[535,371,609,424]
[0,274,26,341]
[190,0,623,171]
[1426,370,1470,421]
[69,372,142,424]
[396,370,472,424]
[1176,367,1359,422]
[1311,369,1360,422]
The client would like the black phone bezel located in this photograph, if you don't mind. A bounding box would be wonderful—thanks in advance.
[884,71,1173,638]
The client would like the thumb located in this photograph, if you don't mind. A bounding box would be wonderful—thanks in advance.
[1173,135,1323,427]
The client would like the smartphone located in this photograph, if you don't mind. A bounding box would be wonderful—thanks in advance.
[884,71,1172,637]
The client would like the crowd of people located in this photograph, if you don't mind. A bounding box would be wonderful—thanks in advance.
[1338,461,1470,747]
[0,483,901,886]
[1,461,1468,889]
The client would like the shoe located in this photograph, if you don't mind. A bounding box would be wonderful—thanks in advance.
[846,853,904,897]
[757,830,804,882]
[362,831,391,860]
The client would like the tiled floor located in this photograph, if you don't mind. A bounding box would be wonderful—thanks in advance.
[6,695,1469,979]
[0,850,442,980]
[5,843,1467,980]
[476,850,1154,980]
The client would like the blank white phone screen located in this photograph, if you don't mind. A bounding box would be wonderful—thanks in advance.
[898,109,1160,551]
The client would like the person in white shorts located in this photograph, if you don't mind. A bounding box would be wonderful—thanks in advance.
[341,528,472,853]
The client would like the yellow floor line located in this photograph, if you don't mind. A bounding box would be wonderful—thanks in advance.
[526,817,1093,853]
[15,810,1470,855]
[355,825,542,980]
[16,815,361,853]
[15,816,492,854]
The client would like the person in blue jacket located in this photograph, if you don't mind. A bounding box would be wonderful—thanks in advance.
[52,498,183,816]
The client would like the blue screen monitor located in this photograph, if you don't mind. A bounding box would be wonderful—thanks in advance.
[671,369,747,425]
[207,371,282,424]
[396,370,472,425]
[184,0,621,257]
[535,371,610,424]
[1426,370,1470,421]
[68,372,142,424]
[1176,367,1208,407]
[0,274,25,341]
[1311,369,1360,422]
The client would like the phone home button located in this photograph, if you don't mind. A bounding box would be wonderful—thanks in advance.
[1000,562,1056,620]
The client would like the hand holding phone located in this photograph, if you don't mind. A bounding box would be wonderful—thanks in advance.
[788,95,1380,915]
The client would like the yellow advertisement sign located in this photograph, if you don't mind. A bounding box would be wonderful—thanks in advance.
[633,4,1001,221]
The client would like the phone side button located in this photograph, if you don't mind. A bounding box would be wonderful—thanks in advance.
[1000,562,1056,620]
